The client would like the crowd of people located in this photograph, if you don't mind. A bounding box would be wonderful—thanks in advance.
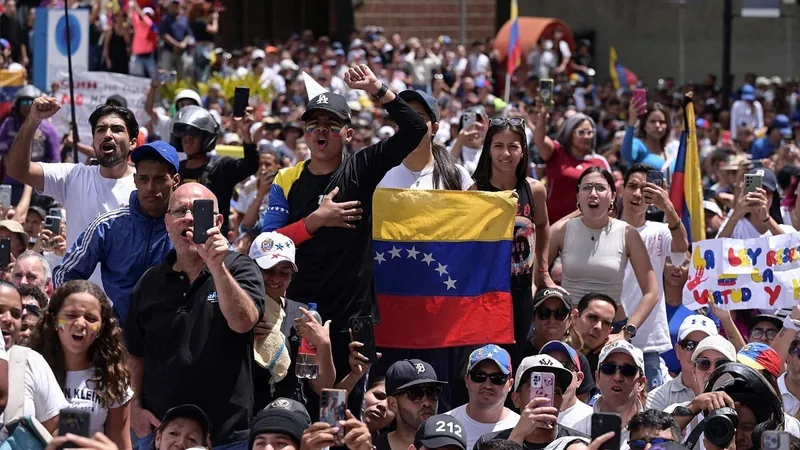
[1,2,800,450]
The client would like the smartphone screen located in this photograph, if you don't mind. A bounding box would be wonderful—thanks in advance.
[58,408,91,449]
[45,215,61,235]
[320,389,347,440]
[529,372,555,406]
[192,199,215,244]
[539,78,554,108]
[349,316,377,363]
[0,184,11,208]
[647,170,664,189]
[159,71,177,84]
[233,86,250,118]
[591,413,622,450]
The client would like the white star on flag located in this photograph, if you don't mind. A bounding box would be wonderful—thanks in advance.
[374,252,386,265]
[388,246,402,259]
[422,253,435,265]
[444,277,457,290]
[435,263,448,277]
[406,246,420,259]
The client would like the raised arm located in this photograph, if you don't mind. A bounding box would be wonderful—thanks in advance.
[6,97,61,191]
[532,102,555,161]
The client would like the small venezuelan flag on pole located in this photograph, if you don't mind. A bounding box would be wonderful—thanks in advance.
[504,0,521,102]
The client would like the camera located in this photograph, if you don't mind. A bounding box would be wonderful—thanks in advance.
[705,407,739,448]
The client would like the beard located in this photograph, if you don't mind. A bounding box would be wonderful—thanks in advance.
[96,147,128,168]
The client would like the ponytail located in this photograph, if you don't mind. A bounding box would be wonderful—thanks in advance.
[432,142,464,191]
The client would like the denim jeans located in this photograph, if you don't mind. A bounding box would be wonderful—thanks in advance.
[136,430,246,450]
[130,53,157,78]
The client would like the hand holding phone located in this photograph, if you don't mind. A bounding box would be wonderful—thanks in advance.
[461,111,477,130]
[45,215,62,235]
[744,173,763,194]
[233,86,250,118]
[530,372,555,406]
[58,408,91,449]
[349,316,377,363]
[646,170,665,190]
[539,78,554,108]
[633,88,647,115]
[192,199,215,244]
[591,413,622,450]
[320,389,347,442]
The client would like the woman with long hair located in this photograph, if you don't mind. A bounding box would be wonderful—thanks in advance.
[29,280,133,450]
[377,90,473,190]
[718,167,794,239]
[621,100,673,172]
[549,167,658,336]
[534,104,610,223]
[473,116,555,360]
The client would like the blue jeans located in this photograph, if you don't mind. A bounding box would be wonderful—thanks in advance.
[130,53,157,78]
[136,430,246,450]
[644,351,665,391]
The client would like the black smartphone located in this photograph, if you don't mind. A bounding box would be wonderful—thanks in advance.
[233,86,250,118]
[0,238,10,269]
[349,315,378,363]
[192,199,215,244]
[45,215,61,235]
[58,408,91,449]
[591,413,622,450]
[539,78,554,108]
[647,170,665,189]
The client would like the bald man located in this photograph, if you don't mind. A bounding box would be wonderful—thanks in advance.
[126,182,267,450]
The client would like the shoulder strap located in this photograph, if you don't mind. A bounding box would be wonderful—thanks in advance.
[199,156,221,187]
[6,346,31,421]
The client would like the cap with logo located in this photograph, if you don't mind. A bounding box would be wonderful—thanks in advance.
[386,359,447,396]
[599,340,645,373]
[249,232,297,271]
[249,398,311,449]
[677,314,719,343]
[131,140,180,174]
[533,287,571,310]
[302,92,351,122]
[514,354,573,392]
[414,414,467,450]
[691,335,736,363]
[539,340,581,372]
[466,344,512,375]
[161,404,211,439]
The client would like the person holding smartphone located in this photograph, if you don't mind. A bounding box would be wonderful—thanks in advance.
[718,168,793,239]
[620,97,674,174]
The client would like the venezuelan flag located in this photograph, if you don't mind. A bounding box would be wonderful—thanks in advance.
[0,70,24,121]
[669,93,705,242]
[506,0,521,75]
[372,189,515,349]
[609,46,639,90]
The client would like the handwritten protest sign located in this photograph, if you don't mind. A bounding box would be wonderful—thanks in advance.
[683,232,800,310]
[50,71,151,146]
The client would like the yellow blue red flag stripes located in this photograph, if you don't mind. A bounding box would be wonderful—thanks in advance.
[372,189,516,348]
[609,47,639,90]
[0,70,24,120]
[506,0,521,74]
[669,93,705,242]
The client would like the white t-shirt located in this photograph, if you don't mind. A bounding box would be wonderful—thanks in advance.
[445,404,520,450]
[450,146,482,176]
[234,177,269,215]
[63,368,134,436]
[719,212,796,240]
[558,400,593,429]
[621,221,685,353]
[0,347,70,426]
[377,163,473,190]
[468,53,490,77]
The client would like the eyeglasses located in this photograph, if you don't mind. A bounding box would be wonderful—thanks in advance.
[167,207,218,218]
[579,183,610,194]
[599,362,639,377]
[469,371,509,386]
[679,339,699,351]
[402,385,442,402]
[750,327,778,341]
[695,357,729,372]
[576,129,595,137]
[629,438,674,450]
[489,117,525,127]
[534,306,569,321]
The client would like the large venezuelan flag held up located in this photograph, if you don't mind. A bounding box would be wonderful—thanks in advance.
[506,0,522,75]
[609,47,639,90]
[669,93,705,242]
[0,70,24,120]
[372,189,515,349]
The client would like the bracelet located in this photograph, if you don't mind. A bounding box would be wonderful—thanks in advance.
[668,221,681,231]
[537,268,549,273]
[763,216,771,223]
[783,315,800,331]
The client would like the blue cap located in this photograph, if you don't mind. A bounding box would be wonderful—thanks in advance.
[540,340,581,372]
[466,344,512,375]
[334,48,346,56]
[742,84,755,101]
[774,114,792,137]
[398,89,440,123]
[131,140,180,174]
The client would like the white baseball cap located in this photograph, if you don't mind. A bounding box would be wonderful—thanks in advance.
[703,200,723,218]
[678,314,719,343]
[175,89,202,107]
[598,340,645,373]
[691,335,737,363]
[514,354,573,392]
[544,437,591,450]
[249,232,298,271]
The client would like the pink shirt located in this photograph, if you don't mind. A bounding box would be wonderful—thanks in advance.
[131,13,157,55]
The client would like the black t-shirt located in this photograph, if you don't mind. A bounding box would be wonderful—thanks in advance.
[282,97,427,332]
[126,250,267,445]
[0,14,24,61]
[374,432,393,450]
[179,143,258,235]
[474,426,587,450]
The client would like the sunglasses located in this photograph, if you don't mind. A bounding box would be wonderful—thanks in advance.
[695,357,728,372]
[23,304,41,316]
[402,385,442,402]
[489,117,525,127]
[19,99,34,106]
[750,327,778,341]
[629,438,674,450]
[679,339,699,351]
[535,306,569,321]
[469,371,509,386]
[599,362,639,378]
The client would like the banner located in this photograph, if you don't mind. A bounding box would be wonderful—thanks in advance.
[683,232,800,311]
[33,8,89,93]
[50,72,151,144]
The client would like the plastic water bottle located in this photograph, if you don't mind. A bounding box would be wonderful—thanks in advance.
[296,303,322,379]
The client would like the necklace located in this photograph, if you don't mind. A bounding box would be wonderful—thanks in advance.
[404,164,434,187]
[585,220,611,241]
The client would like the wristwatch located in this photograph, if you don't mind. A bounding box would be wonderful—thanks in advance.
[623,324,638,339]
[372,83,389,100]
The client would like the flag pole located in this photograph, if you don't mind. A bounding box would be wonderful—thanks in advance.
[504,72,511,103]
[63,2,79,163]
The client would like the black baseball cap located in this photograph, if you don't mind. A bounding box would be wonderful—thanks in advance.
[249,398,311,449]
[399,90,440,123]
[302,92,351,122]
[386,359,447,396]
[161,404,211,438]
[749,314,782,331]
[414,414,467,450]
[533,288,572,310]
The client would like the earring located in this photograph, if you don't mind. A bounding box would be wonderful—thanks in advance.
[609,201,615,212]
[576,202,581,212]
